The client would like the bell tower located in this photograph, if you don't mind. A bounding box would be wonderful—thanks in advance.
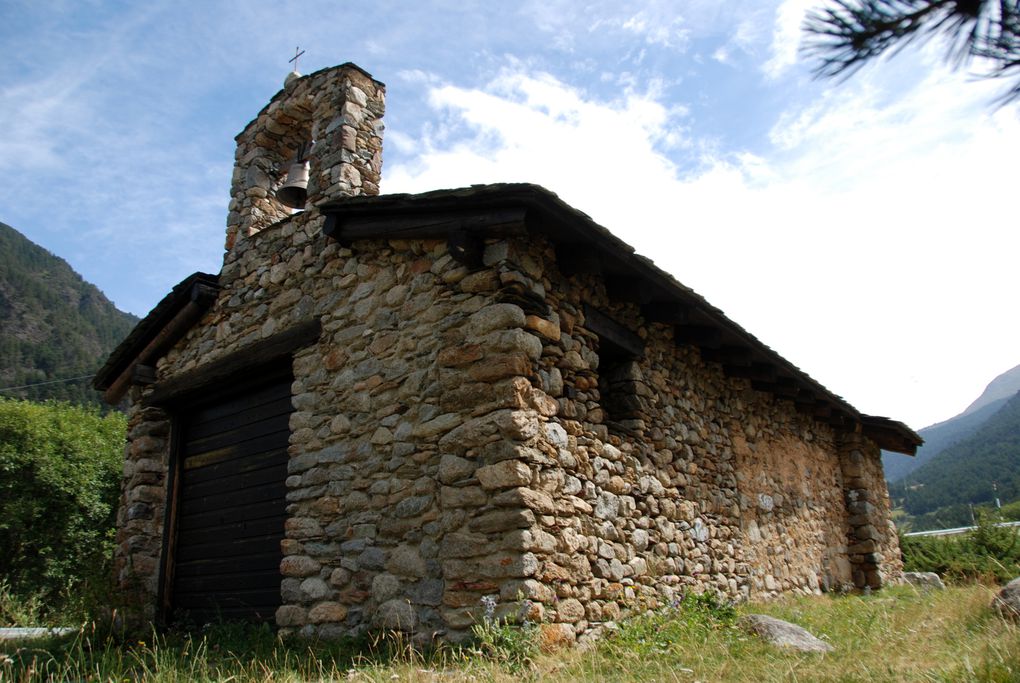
[225,63,385,252]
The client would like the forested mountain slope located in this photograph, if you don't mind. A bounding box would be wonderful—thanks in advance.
[894,391,1020,520]
[0,222,138,406]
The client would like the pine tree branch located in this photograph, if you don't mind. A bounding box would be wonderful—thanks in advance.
[802,0,1020,103]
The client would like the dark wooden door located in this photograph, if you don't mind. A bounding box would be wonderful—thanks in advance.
[169,373,293,624]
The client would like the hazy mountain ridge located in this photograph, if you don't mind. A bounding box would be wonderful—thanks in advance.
[961,364,1020,417]
[0,221,138,407]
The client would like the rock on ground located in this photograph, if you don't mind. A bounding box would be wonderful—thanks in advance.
[992,577,1020,620]
[739,614,834,653]
[902,571,945,590]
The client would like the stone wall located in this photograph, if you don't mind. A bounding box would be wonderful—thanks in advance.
[433,233,901,644]
[840,433,903,588]
[115,206,555,642]
[113,219,901,641]
[113,404,172,621]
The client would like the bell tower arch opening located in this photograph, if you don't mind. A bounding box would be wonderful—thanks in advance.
[224,64,385,253]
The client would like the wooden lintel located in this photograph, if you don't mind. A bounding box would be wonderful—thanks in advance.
[724,362,776,382]
[702,345,752,366]
[583,304,644,358]
[642,301,690,325]
[605,276,653,304]
[555,245,602,276]
[323,207,527,245]
[676,325,722,349]
[448,231,484,268]
[145,319,322,406]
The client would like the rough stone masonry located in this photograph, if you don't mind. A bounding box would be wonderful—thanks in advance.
[97,62,920,646]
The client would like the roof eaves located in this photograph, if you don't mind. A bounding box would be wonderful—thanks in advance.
[93,272,219,392]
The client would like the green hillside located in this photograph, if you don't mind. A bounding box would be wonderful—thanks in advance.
[883,397,1010,482]
[892,390,1020,529]
[0,222,138,407]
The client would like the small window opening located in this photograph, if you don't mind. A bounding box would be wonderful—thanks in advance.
[597,336,646,435]
[584,304,647,436]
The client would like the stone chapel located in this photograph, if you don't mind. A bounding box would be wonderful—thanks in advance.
[94,63,921,644]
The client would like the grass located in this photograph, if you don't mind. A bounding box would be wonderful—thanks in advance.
[2,584,1019,682]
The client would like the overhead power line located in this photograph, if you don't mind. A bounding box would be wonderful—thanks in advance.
[0,374,96,393]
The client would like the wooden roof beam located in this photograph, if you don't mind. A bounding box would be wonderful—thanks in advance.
[825,410,853,428]
[641,301,691,325]
[676,325,722,349]
[702,345,753,367]
[556,245,603,276]
[751,376,801,399]
[724,362,777,382]
[102,282,218,405]
[583,304,645,358]
[605,275,654,304]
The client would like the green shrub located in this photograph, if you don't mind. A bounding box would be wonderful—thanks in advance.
[901,510,1020,583]
[0,398,126,619]
[997,499,1020,521]
[471,595,540,673]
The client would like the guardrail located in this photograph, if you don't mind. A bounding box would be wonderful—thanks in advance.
[903,520,1020,538]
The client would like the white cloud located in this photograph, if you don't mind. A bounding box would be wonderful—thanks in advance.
[384,69,686,199]
[386,60,1019,429]
[522,0,693,52]
[763,0,815,78]
[619,11,691,49]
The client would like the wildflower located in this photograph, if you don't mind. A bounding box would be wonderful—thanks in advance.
[517,599,534,625]
[480,594,497,623]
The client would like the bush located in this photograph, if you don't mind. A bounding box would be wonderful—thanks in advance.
[997,499,1020,521]
[0,398,126,619]
[901,510,1020,583]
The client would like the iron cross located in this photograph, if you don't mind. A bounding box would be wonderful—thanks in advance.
[289,47,306,72]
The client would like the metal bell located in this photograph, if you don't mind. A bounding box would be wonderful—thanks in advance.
[276,159,309,209]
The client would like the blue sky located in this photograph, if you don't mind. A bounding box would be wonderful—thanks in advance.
[2,0,1018,430]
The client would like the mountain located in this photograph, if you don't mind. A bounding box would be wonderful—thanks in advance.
[883,364,1020,482]
[891,390,1020,528]
[960,364,1020,417]
[0,222,138,407]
